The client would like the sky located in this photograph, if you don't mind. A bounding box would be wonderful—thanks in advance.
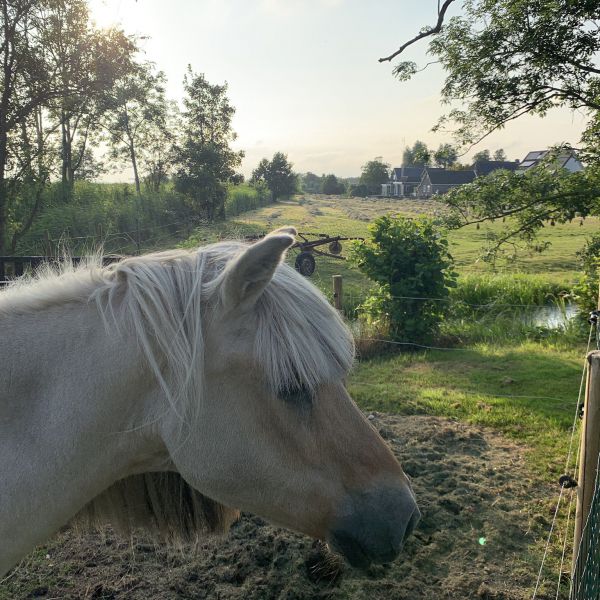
[88,0,589,179]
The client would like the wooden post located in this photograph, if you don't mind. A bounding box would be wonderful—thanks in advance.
[44,230,52,258]
[572,351,600,591]
[332,275,343,311]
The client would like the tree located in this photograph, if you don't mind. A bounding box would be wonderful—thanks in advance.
[472,149,491,163]
[73,147,105,181]
[42,0,137,188]
[379,1,600,255]
[0,0,59,251]
[174,68,243,220]
[379,0,600,154]
[251,152,297,201]
[301,172,321,194]
[493,148,507,161]
[403,141,430,166]
[321,174,345,195]
[359,157,390,194]
[433,143,458,168]
[104,64,170,194]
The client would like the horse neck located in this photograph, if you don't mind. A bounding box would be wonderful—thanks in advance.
[0,300,167,575]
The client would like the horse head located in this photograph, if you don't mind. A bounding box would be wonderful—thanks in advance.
[159,227,420,567]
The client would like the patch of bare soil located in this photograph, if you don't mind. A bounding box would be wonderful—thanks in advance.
[1,415,556,600]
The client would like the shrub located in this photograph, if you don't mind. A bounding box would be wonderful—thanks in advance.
[351,215,456,343]
[224,182,271,217]
[573,232,600,317]
[13,182,195,255]
[349,183,369,197]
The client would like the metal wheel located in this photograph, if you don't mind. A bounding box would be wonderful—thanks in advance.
[295,251,316,277]
[328,240,342,255]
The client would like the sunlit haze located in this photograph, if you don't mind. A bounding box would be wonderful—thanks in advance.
[88,0,588,179]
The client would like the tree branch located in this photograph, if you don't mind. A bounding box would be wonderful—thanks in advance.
[378,0,457,63]
[451,190,591,228]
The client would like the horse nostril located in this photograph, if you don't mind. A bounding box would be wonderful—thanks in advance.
[328,484,420,567]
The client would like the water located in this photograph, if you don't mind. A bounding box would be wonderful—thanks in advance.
[526,302,578,329]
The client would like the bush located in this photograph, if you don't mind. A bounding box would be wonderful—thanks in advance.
[572,232,600,317]
[351,215,456,343]
[224,182,271,217]
[13,182,195,255]
[349,183,369,197]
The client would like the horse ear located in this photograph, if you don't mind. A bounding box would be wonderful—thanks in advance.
[221,227,297,312]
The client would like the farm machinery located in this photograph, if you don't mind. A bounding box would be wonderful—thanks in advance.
[246,231,364,277]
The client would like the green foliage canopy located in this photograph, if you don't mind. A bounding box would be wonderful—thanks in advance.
[434,143,458,168]
[384,0,600,154]
[251,152,297,201]
[173,68,243,221]
[321,173,346,195]
[359,158,390,194]
[402,141,430,167]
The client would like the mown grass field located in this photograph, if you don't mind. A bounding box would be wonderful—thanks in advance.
[186,194,598,299]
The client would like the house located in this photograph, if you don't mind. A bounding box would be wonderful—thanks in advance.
[517,149,583,173]
[473,160,519,177]
[381,166,424,197]
[416,168,475,198]
[381,156,525,199]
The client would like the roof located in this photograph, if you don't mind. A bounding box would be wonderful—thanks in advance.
[473,161,519,176]
[425,168,476,185]
[392,166,424,182]
[517,149,583,171]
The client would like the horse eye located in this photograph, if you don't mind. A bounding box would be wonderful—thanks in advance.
[279,384,314,407]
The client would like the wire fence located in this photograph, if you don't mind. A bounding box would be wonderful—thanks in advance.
[571,451,600,599]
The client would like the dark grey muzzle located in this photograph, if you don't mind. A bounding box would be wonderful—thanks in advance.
[328,483,420,568]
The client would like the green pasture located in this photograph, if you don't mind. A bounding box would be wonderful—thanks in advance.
[220,194,597,287]
[348,342,584,476]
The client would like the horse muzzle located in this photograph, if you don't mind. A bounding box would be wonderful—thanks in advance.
[327,482,420,568]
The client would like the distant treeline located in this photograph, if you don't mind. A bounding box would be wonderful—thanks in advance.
[300,172,360,196]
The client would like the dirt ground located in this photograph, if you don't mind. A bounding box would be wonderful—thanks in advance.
[1,414,560,600]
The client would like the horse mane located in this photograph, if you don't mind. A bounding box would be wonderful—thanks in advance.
[1,240,354,543]
[75,472,239,544]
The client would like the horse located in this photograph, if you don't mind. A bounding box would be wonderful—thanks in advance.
[0,226,419,577]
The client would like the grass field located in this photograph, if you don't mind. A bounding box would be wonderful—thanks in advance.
[187,194,598,300]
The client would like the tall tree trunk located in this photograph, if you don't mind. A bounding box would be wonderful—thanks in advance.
[61,114,69,184]
[0,130,8,253]
[129,140,141,195]
[61,113,75,189]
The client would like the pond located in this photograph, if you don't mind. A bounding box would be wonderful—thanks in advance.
[525,302,579,329]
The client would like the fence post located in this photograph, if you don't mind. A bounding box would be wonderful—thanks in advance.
[44,230,52,258]
[572,351,600,591]
[332,275,343,311]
